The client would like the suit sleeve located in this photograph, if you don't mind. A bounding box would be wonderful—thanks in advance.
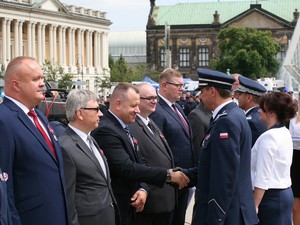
[60,142,79,225]
[92,130,167,187]
[206,117,240,224]
[0,120,22,225]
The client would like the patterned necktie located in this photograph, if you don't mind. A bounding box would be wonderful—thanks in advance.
[28,109,57,159]
[172,104,190,136]
[124,126,134,147]
[87,135,107,178]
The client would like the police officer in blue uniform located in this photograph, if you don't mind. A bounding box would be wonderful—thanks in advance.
[233,76,267,146]
[186,68,258,225]
[0,168,12,225]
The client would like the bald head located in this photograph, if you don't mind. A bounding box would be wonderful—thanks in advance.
[4,56,45,109]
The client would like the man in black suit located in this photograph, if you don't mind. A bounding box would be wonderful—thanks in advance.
[187,101,212,164]
[150,68,194,225]
[92,82,189,225]
[59,89,119,225]
[233,76,267,146]
[129,83,176,225]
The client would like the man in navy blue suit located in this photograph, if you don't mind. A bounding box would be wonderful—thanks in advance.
[0,168,12,225]
[0,57,69,225]
[150,68,194,225]
[233,76,267,146]
[186,68,258,225]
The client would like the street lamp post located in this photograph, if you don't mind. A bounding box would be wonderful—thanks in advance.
[76,54,84,89]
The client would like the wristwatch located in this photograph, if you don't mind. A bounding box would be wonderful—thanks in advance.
[166,169,172,183]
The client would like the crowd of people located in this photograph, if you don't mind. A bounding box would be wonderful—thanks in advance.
[0,56,299,225]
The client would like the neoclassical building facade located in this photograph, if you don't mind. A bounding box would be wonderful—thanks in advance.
[0,0,111,93]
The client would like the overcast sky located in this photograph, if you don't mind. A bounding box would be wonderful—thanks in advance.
[61,0,249,31]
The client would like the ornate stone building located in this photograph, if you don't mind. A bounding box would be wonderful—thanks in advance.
[0,0,111,93]
[146,0,299,78]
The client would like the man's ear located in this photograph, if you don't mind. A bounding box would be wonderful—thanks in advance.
[115,99,121,111]
[11,80,20,92]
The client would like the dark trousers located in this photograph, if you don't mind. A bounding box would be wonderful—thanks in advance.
[258,187,293,225]
[166,188,189,225]
[133,212,171,225]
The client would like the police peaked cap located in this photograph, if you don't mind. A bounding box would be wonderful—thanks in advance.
[196,68,235,90]
[234,76,267,96]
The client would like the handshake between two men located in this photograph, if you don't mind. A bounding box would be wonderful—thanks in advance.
[167,167,190,189]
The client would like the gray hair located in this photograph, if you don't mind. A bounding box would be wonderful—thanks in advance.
[66,89,98,122]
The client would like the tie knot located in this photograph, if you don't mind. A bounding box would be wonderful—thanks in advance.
[28,109,37,118]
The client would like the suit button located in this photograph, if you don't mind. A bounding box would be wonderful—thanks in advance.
[217,218,222,222]
[110,203,114,207]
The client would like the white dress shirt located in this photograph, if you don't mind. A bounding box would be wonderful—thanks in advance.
[251,126,293,189]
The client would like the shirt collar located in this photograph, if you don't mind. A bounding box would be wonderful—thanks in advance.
[212,100,232,119]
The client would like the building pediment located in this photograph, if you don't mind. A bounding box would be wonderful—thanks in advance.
[34,0,70,14]
[223,7,291,29]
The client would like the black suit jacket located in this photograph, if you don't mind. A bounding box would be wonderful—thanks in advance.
[91,111,168,225]
[59,127,119,225]
[150,96,194,169]
[187,102,212,164]
[129,116,176,213]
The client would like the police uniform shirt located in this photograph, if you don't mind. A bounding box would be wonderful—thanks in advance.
[251,127,293,189]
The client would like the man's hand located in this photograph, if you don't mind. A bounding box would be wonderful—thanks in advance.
[169,169,190,189]
[130,190,147,212]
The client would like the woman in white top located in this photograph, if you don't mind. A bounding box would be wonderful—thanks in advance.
[251,92,297,225]
[289,96,300,225]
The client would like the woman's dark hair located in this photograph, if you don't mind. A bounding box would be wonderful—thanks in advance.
[259,92,297,123]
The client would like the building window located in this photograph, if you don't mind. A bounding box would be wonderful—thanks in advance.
[179,48,190,67]
[160,48,166,68]
[198,47,209,66]
[277,45,286,61]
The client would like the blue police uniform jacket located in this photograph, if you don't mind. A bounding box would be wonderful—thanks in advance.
[188,102,258,225]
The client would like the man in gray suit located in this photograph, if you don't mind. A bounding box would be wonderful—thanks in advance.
[59,89,119,225]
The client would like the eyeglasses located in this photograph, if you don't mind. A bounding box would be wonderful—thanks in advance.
[140,96,158,102]
[80,107,101,112]
[166,81,184,89]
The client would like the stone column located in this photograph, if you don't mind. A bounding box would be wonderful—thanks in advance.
[18,21,23,56]
[58,26,63,65]
[14,19,19,58]
[2,18,7,65]
[31,22,36,58]
[99,32,104,68]
[62,27,66,66]
[102,32,109,68]
[68,27,72,66]
[37,23,43,64]
[81,30,85,67]
[72,28,76,66]
[49,25,54,61]
[53,26,57,64]
[41,24,46,62]
[93,31,98,68]
[27,22,32,57]
[77,28,82,65]
[86,30,90,67]
[6,19,12,61]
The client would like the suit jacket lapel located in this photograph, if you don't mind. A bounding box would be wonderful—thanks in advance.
[136,117,172,161]
[4,99,58,164]
[106,111,140,162]
[158,97,190,137]
[65,127,108,179]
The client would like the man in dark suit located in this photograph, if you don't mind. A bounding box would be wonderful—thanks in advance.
[186,68,258,225]
[92,82,189,225]
[59,89,120,225]
[187,101,212,164]
[129,83,176,225]
[149,68,194,225]
[0,57,69,225]
[0,168,12,225]
[233,76,267,146]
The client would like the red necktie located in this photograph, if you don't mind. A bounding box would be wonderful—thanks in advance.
[172,104,190,137]
[28,109,57,158]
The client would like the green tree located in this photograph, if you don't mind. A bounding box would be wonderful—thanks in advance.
[58,73,74,90]
[109,55,134,82]
[42,60,74,89]
[211,26,280,79]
